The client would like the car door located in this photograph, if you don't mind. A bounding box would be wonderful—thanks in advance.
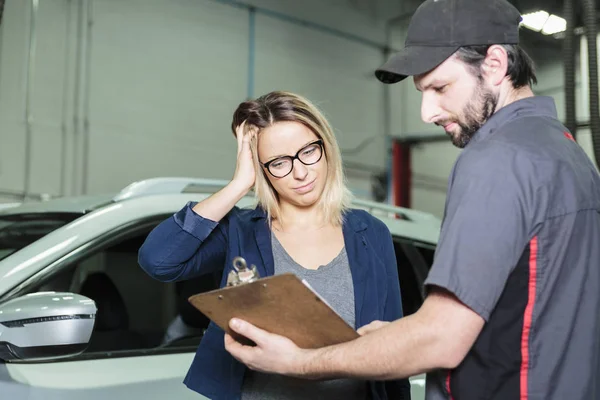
[393,235,437,400]
[1,218,215,400]
[1,219,435,400]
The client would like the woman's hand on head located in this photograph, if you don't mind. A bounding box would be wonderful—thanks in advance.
[232,121,258,192]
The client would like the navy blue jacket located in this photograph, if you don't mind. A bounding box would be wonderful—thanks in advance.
[138,202,411,400]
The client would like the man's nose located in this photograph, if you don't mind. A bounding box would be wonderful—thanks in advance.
[421,92,442,124]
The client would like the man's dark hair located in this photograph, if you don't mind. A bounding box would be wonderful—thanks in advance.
[455,45,537,88]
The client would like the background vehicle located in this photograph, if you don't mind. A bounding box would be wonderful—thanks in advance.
[0,178,440,400]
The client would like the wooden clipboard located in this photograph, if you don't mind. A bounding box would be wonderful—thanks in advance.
[188,273,359,349]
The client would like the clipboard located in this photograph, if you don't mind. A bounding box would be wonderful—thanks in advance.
[188,262,359,349]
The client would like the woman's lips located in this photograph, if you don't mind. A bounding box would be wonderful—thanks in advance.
[293,179,316,194]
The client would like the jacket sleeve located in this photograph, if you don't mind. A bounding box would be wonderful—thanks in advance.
[138,201,229,282]
[379,222,412,400]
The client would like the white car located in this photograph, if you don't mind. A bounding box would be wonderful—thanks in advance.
[0,178,440,400]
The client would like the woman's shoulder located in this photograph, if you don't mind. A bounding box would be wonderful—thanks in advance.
[344,208,390,234]
[226,204,267,224]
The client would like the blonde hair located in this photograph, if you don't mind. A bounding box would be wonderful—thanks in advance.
[231,91,352,227]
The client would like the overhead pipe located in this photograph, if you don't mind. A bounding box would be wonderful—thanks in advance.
[583,0,600,167]
[81,0,93,195]
[71,0,84,195]
[60,0,73,196]
[383,28,393,204]
[23,0,39,201]
[0,0,5,175]
[0,0,5,25]
[563,0,577,139]
[246,6,255,100]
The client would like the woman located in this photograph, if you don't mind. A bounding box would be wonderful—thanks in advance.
[138,91,411,399]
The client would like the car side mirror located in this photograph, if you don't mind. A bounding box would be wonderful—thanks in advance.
[0,292,96,362]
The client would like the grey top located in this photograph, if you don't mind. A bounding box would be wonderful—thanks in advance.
[241,234,368,400]
[423,96,600,400]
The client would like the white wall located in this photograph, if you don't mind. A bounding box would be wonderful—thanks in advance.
[0,0,406,203]
[4,0,591,220]
[387,21,462,218]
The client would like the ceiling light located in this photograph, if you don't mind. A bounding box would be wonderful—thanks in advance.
[541,14,567,35]
[521,11,549,32]
[520,10,567,36]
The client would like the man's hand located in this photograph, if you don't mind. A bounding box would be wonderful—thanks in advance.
[357,320,390,336]
[224,318,314,378]
[225,288,485,381]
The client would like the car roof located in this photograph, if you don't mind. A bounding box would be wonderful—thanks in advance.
[0,177,441,244]
[0,177,441,226]
[0,178,441,297]
[0,194,115,216]
[0,178,236,215]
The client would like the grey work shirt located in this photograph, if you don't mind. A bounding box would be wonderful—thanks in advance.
[424,96,600,400]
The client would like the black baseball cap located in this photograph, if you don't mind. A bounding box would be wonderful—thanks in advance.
[375,0,523,84]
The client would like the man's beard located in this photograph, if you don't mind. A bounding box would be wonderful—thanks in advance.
[446,84,498,148]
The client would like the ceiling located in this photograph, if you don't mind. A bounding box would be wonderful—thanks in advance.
[506,0,595,55]
[343,0,597,31]
[374,0,597,56]
[508,0,592,18]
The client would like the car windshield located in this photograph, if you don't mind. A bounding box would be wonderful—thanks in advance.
[0,213,80,262]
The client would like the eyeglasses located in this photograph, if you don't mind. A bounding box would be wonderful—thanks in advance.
[261,140,324,178]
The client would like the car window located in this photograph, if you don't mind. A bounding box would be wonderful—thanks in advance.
[414,242,435,268]
[0,213,79,262]
[393,237,436,316]
[23,219,436,359]
[27,220,220,359]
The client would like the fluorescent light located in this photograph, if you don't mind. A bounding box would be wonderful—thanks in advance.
[541,14,567,35]
[520,10,567,36]
[521,11,549,32]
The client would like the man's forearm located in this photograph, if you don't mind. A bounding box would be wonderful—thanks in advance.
[301,313,453,381]
[225,288,482,381]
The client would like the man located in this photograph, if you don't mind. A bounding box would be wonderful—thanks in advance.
[224,0,600,398]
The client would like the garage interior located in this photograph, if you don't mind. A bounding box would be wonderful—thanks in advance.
[0,0,596,217]
[0,0,599,399]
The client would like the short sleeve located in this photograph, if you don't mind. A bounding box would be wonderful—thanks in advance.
[424,144,539,321]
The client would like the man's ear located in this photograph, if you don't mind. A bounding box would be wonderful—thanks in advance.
[482,45,509,86]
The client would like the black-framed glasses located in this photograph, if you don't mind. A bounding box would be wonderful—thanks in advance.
[261,140,324,178]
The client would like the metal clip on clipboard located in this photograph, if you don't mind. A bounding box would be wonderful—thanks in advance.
[226,257,260,287]
[188,257,359,348]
